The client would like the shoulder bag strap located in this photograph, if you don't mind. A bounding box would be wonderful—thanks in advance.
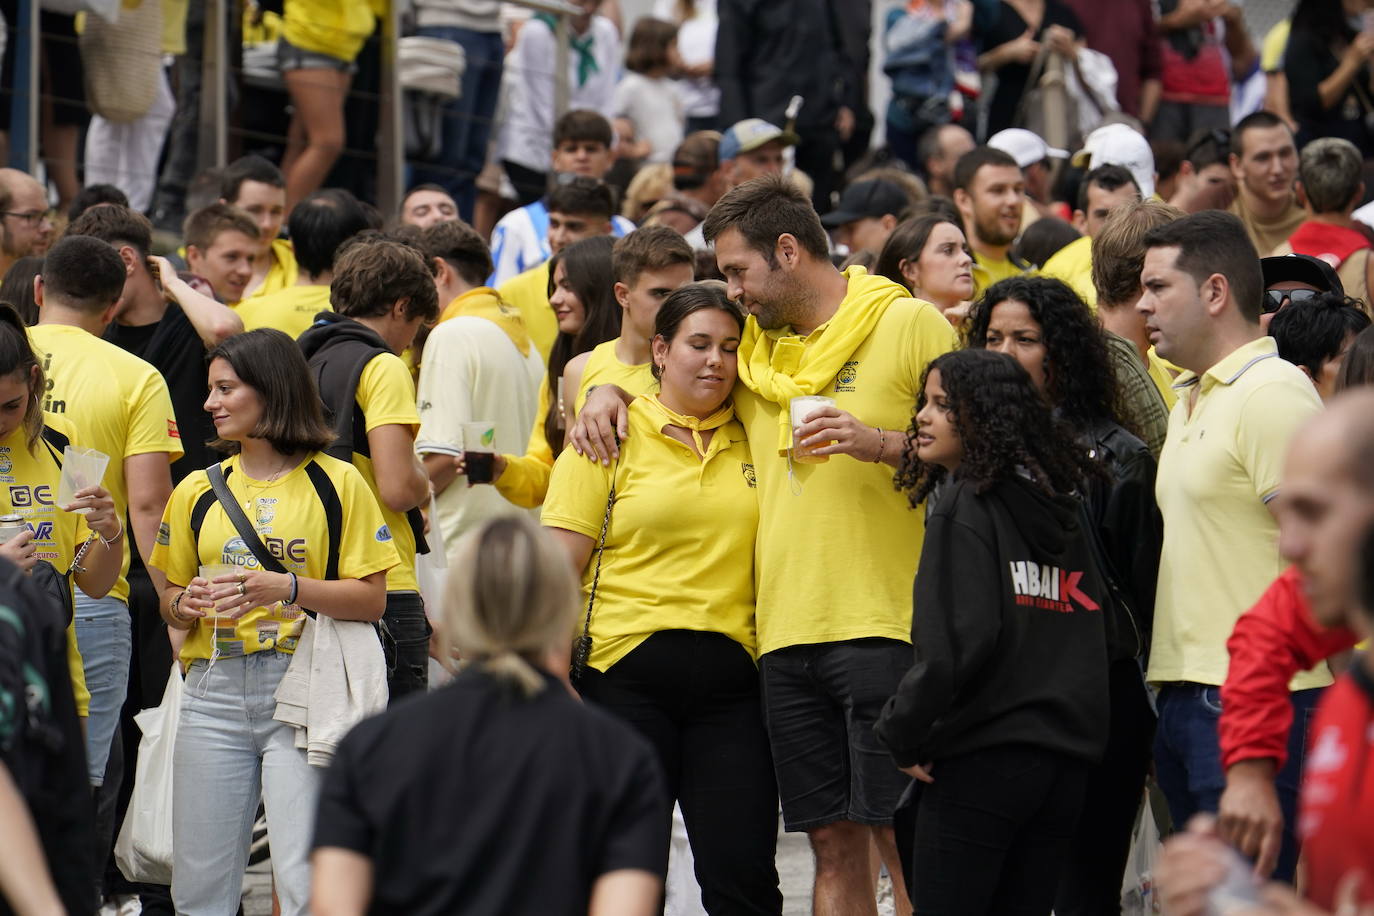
[301,461,343,581]
[1013,44,1052,128]
[206,463,289,575]
[570,450,620,682]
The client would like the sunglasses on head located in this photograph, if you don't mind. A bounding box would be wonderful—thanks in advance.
[1262,287,1321,314]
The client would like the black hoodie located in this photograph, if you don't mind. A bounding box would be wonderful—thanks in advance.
[876,475,1110,768]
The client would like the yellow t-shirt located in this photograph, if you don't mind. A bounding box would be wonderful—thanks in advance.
[28,324,184,605]
[234,284,331,339]
[972,250,1027,300]
[542,397,758,672]
[497,262,557,363]
[496,339,656,509]
[162,0,189,54]
[282,0,378,63]
[735,293,958,655]
[1261,19,1290,73]
[242,239,300,303]
[1148,348,1179,409]
[1039,235,1096,309]
[353,353,420,593]
[150,453,399,664]
[1148,336,1327,688]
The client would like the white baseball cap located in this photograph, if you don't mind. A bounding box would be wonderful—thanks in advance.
[987,128,1069,169]
[1071,123,1156,199]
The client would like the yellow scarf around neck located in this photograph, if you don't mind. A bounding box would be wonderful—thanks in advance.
[736,267,907,453]
[439,287,532,357]
[640,394,735,457]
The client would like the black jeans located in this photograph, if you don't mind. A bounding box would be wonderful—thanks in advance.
[1055,660,1156,915]
[908,745,1089,916]
[381,592,430,703]
[578,630,782,916]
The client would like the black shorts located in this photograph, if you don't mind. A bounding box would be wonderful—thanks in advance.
[760,637,913,831]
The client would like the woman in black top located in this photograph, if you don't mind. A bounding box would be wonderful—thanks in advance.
[877,348,1109,916]
[966,275,1163,916]
[1285,0,1374,148]
[977,0,1083,137]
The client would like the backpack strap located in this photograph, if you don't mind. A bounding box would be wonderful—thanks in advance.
[302,461,342,582]
[206,463,288,575]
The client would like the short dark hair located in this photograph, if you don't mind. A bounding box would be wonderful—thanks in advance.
[40,235,125,313]
[0,303,43,449]
[547,177,616,222]
[330,235,439,322]
[1092,198,1187,306]
[183,203,259,252]
[67,184,129,222]
[625,17,677,74]
[875,214,964,293]
[1143,210,1263,322]
[288,188,371,276]
[1012,218,1081,269]
[66,203,154,258]
[953,147,1020,193]
[1299,137,1364,214]
[1269,293,1372,378]
[1076,164,1140,213]
[701,174,830,265]
[1184,127,1230,170]
[419,219,492,288]
[1232,110,1293,159]
[553,110,613,149]
[219,154,285,203]
[612,225,694,287]
[206,329,334,455]
[0,256,42,325]
[1337,324,1374,392]
[402,183,451,207]
[650,281,745,381]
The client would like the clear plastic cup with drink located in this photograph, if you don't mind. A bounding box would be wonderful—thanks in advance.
[461,421,498,485]
[198,563,239,641]
[790,396,836,464]
[57,446,110,514]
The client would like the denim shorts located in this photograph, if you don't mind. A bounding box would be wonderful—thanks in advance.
[277,37,357,75]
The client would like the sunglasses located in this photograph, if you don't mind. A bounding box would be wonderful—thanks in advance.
[1262,287,1321,314]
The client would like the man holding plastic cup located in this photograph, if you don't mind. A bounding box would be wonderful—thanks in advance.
[573,175,957,914]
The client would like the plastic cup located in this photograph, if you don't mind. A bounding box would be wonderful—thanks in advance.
[57,446,110,514]
[197,563,239,635]
[790,396,835,464]
[461,421,497,485]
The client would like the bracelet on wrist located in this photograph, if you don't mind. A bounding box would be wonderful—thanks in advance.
[873,427,885,463]
[98,518,123,548]
[286,572,299,606]
[170,589,189,622]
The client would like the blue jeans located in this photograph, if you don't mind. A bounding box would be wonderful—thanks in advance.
[409,26,504,221]
[74,591,132,786]
[172,651,319,916]
[1153,683,1322,883]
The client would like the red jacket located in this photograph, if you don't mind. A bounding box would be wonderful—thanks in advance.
[1219,567,1356,771]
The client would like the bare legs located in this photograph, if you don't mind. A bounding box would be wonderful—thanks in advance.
[281,67,351,212]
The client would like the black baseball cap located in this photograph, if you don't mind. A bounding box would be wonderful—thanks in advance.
[1261,254,1344,297]
[821,179,909,228]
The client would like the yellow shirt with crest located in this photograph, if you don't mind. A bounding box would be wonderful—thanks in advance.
[150,453,399,664]
[542,397,759,672]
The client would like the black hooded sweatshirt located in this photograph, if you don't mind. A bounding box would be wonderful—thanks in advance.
[876,474,1110,769]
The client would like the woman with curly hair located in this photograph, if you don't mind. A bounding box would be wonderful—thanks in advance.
[965,274,1163,916]
[875,348,1110,916]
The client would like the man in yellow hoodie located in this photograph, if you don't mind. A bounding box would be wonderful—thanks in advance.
[577,175,958,915]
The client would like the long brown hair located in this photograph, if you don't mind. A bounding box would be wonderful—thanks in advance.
[0,303,43,451]
[545,236,620,455]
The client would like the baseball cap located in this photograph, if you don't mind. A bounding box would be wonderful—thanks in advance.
[1072,123,1156,198]
[719,118,799,162]
[987,128,1068,169]
[821,179,910,228]
[671,130,722,191]
[1260,254,1345,296]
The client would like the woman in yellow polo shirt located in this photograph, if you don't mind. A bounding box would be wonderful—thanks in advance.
[150,329,398,916]
[543,283,781,913]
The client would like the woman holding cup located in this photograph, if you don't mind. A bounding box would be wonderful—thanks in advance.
[150,329,398,916]
[543,283,782,913]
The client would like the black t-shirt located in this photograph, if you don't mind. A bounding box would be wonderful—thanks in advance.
[984,0,1084,136]
[313,668,670,916]
[103,303,215,484]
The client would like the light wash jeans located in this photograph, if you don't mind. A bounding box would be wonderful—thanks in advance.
[74,591,132,786]
[172,651,319,916]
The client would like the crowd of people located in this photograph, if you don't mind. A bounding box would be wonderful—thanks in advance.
[2,2,1374,916]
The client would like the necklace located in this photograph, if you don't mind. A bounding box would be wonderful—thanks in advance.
[241,456,292,510]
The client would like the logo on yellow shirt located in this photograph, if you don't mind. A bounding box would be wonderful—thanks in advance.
[741,463,757,488]
[0,451,12,477]
[835,361,859,393]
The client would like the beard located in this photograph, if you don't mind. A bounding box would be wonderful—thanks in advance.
[975,209,1018,248]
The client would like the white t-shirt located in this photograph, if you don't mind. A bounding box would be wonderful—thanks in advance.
[416,316,544,546]
[614,72,685,163]
[653,0,719,119]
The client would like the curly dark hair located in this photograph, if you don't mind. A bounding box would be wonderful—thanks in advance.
[894,349,1103,507]
[965,275,1134,437]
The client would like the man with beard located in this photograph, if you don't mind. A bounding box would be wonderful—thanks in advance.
[0,170,53,276]
[952,147,1028,299]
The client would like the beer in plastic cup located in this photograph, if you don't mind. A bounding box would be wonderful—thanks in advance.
[57,446,110,514]
[790,396,835,464]
[198,563,239,638]
[461,421,497,485]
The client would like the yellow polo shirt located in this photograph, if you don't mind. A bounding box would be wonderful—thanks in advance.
[497,262,557,362]
[28,324,183,605]
[496,339,655,509]
[1039,235,1096,309]
[735,293,958,655]
[242,239,300,302]
[542,397,758,672]
[1148,336,1327,688]
[1148,348,1179,409]
[353,353,421,593]
[972,251,1027,300]
[233,284,331,339]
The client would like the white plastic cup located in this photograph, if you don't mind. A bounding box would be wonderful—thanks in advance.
[57,446,110,514]
[197,563,238,627]
[461,421,498,485]
[790,396,836,464]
